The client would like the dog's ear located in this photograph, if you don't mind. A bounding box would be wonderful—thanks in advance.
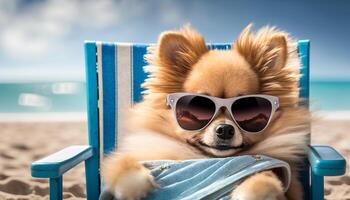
[234,24,288,72]
[265,33,288,70]
[234,25,301,107]
[157,32,194,69]
[157,26,207,70]
[143,26,208,93]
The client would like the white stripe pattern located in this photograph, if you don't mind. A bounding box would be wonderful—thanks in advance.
[96,42,104,165]
[116,43,132,147]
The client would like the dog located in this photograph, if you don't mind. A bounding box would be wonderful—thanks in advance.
[102,24,310,200]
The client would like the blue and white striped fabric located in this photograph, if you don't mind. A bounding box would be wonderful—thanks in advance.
[99,155,291,200]
[96,43,147,160]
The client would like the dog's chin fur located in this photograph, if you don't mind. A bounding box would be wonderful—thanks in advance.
[111,24,311,199]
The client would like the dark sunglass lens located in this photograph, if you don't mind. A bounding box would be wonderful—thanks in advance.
[231,97,272,132]
[176,95,216,130]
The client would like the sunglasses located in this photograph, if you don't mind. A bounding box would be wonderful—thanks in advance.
[166,93,279,133]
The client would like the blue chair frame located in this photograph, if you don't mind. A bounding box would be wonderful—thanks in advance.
[31,40,346,200]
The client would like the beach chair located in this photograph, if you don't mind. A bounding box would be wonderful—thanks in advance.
[31,40,346,200]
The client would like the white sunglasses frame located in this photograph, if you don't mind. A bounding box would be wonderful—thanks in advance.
[166,93,279,134]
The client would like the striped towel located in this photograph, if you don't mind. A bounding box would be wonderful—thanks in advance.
[99,155,290,200]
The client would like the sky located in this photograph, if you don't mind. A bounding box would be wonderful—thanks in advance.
[0,0,349,82]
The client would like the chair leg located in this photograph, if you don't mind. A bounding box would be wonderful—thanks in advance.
[85,155,100,200]
[300,161,310,200]
[311,172,324,200]
[49,177,63,200]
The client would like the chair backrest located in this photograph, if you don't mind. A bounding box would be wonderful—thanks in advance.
[84,40,310,196]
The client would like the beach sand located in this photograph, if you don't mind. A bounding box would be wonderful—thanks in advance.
[0,122,87,200]
[0,118,349,199]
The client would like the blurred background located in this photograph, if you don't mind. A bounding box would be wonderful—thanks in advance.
[0,0,349,115]
[0,0,349,199]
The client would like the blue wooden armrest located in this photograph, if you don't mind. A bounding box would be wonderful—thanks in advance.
[308,145,346,176]
[308,145,346,200]
[31,145,95,200]
[31,145,93,178]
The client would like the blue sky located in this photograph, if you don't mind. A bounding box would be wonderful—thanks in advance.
[0,0,349,82]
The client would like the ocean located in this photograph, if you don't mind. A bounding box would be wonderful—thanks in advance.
[0,81,349,113]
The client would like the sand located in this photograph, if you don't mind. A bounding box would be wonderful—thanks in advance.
[0,122,87,200]
[312,119,350,200]
[0,118,349,200]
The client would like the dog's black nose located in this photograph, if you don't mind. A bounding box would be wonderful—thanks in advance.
[215,124,235,140]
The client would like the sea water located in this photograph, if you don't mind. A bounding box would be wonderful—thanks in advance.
[0,82,86,113]
[0,81,349,113]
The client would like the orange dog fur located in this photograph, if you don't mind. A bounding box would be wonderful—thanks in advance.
[102,24,310,200]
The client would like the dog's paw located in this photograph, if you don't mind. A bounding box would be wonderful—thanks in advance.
[231,171,286,200]
[102,154,159,200]
[111,167,158,200]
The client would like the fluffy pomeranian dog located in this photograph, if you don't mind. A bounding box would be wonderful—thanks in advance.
[102,25,310,200]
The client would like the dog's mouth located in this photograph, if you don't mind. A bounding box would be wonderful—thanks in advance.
[186,137,245,157]
[198,141,245,151]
